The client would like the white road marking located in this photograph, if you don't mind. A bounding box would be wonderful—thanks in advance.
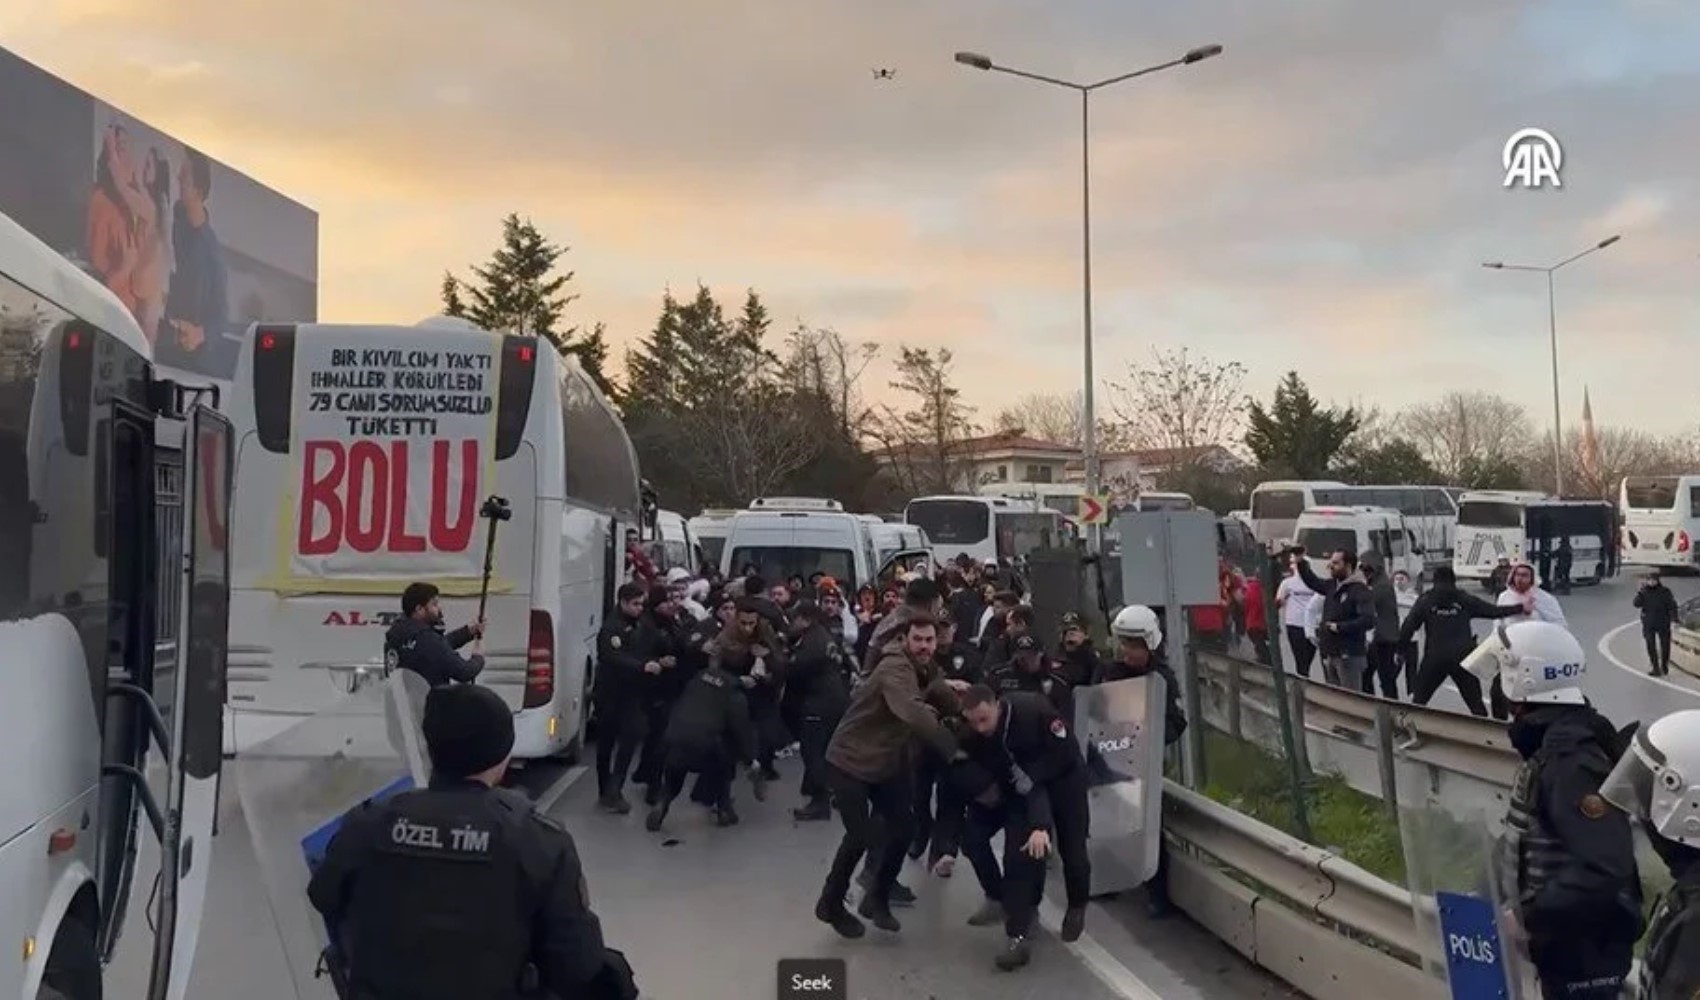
[1036,899,1164,1000]
[535,764,591,813]
[1596,621,1700,697]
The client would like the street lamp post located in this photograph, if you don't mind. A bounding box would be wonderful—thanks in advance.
[954,44,1223,550]
[1481,234,1621,497]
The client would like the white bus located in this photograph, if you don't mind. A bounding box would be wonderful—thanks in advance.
[1620,475,1700,572]
[1453,490,1613,584]
[224,318,639,760]
[980,481,1082,517]
[0,210,225,999]
[903,494,1071,567]
[1248,480,1347,547]
[1310,484,1460,571]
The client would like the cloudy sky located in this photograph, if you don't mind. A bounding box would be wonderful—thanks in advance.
[8,0,1700,434]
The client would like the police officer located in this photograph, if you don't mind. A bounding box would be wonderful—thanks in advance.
[785,600,850,822]
[1601,709,1700,999]
[987,633,1074,722]
[1397,566,1521,716]
[1100,605,1186,917]
[956,684,1090,970]
[645,657,762,831]
[633,585,691,807]
[595,583,667,815]
[1055,613,1101,689]
[1463,621,1642,999]
[308,684,637,1000]
[384,581,485,686]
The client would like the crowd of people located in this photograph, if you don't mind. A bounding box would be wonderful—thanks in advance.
[593,550,1182,971]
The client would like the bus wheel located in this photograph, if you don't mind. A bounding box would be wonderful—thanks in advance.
[39,915,101,1000]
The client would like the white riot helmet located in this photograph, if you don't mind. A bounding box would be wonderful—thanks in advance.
[1460,620,1587,706]
[1111,605,1162,651]
[1601,710,1700,847]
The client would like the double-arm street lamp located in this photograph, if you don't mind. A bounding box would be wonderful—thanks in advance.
[954,44,1223,549]
[1481,234,1621,496]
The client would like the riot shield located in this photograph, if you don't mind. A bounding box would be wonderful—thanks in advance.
[235,669,423,999]
[1073,674,1167,895]
[1395,752,1539,999]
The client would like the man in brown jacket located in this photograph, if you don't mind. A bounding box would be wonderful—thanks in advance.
[817,614,963,939]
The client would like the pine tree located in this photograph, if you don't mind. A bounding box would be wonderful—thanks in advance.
[1244,372,1359,479]
[442,214,616,398]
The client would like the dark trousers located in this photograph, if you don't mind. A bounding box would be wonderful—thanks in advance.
[1368,640,1401,698]
[1530,938,1632,1000]
[797,712,839,802]
[1490,675,1510,721]
[631,699,674,788]
[660,747,733,809]
[1001,771,1092,937]
[748,690,785,771]
[909,754,967,862]
[821,765,913,910]
[1644,625,1672,674]
[1410,653,1489,716]
[1286,626,1316,678]
[594,697,645,798]
[1147,839,1171,904]
[962,801,1007,900]
[1397,640,1419,694]
[1248,628,1271,666]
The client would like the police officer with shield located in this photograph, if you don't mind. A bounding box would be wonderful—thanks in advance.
[1601,709,1700,999]
[1100,605,1185,918]
[1462,620,1642,999]
[308,683,638,999]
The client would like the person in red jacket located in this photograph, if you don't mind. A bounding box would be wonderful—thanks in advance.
[1240,571,1271,665]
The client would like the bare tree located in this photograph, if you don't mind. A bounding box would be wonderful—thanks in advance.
[1399,391,1533,483]
[1520,425,1693,500]
[995,391,1083,446]
[1106,347,1248,462]
[783,326,880,439]
[872,347,977,496]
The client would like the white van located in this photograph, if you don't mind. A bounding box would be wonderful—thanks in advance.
[652,508,704,574]
[688,508,738,573]
[1293,505,1425,581]
[722,498,923,591]
[865,518,930,570]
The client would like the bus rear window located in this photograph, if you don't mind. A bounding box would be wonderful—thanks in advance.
[1295,527,1356,556]
[905,500,989,545]
[1252,490,1304,520]
[251,324,296,453]
[1458,502,1523,529]
[1624,477,1679,511]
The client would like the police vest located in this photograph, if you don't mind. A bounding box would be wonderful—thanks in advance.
[1633,870,1700,999]
[344,790,532,998]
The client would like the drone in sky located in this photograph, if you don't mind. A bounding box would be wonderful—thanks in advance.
[872,68,896,80]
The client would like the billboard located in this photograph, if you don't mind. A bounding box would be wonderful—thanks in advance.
[0,46,317,385]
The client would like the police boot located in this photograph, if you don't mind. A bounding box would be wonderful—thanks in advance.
[597,791,632,815]
[994,937,1031,971]
[644,782,664,807]
[966,899,1005,927]
[748,766,768,803]
[645,798,670,833]
[1060,906,1086,942]
[792,797,832,822]
[855,894,902,933]
[814,898,866,940]
[858,868,916,906]
[714,801,740,827]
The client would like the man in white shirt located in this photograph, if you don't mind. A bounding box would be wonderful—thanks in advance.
[1489,562,1567,718]
[1274,557,1318,678]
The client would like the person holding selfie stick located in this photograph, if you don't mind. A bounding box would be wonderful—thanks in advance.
[381,496,509,687]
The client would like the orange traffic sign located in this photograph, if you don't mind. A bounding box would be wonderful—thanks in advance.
[1078,494,1112,525]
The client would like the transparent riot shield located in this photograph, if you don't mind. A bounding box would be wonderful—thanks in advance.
[1395,752,1539,999]
[235,669,424,999]
[1073,674,1167,895]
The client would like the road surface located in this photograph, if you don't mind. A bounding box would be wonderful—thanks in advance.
[108,758,1295,1000]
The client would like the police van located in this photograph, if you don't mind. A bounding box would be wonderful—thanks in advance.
[721,498,924,591]
[1293,505,1425,580]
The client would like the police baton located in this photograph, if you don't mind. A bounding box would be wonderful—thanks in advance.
[475,495,512,656]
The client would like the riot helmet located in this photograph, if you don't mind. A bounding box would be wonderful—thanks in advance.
[1461,620,1587,706]
[1600,709,1700,848]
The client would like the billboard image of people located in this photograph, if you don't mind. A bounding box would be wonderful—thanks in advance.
[0,46,317,386]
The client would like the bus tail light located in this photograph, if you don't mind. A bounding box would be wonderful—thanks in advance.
[524,610,555,709]
[1680,531,1691,554]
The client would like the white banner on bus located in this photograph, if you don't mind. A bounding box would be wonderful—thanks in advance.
[286,334,498,583]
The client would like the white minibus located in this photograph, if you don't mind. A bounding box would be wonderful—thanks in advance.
[1620,475,1700,571]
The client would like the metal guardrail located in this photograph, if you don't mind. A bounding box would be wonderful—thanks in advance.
[1163,782,1443,999]
[1157,650,1526,999]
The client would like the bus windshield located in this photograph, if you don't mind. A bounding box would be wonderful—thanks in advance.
[1624,476,1680,510]
[1458,501,1523,529]
[905,500,990,545]
[727,546,855,588]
